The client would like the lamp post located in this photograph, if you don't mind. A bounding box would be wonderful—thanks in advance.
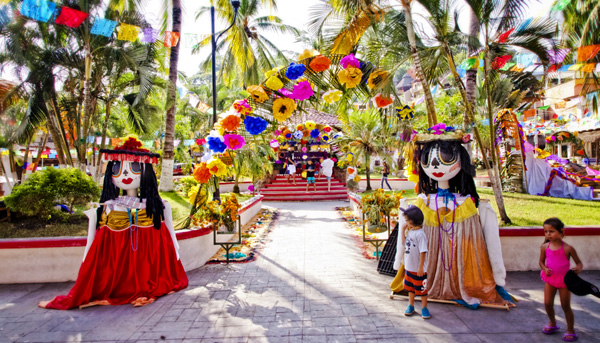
[211,0,240,201]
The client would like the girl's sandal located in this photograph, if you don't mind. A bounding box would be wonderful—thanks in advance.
[562,332,578,342]
[543,325,560,334]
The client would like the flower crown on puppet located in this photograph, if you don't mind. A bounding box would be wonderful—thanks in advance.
[414,123,471,144]
[100,137,160,164]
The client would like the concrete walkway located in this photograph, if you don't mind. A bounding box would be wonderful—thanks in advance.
[1,201,599,342]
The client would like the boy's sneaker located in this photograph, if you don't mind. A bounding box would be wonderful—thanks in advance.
[421,307,431,319]
[404,305,415,316]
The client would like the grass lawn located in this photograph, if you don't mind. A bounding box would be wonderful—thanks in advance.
[478,189,600,227]
[355,188,600,227]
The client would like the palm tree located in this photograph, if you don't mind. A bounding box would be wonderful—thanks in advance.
[334,109,391,191]
[230,138,275,193]
[560,0,599,48]
[195,0,300,86]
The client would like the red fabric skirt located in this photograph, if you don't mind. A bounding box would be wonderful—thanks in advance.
[45,223,188,310]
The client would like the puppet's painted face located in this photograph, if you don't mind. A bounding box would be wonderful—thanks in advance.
[111,161,142,190]
[420,144,461,182]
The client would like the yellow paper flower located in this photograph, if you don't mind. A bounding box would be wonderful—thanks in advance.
[188,185,207,205]
[305,121,317,131]
[207,157,228,177]
[265,67,282,78]
[298,48,320,61]
[247,85,269,103]
[367,70,390,89]
[272,97,297,122]
[296,124,304,131]
[338,67,363,88]
[265,75,284,90]
[323,90,343,104]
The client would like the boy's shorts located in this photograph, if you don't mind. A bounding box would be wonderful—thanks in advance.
[404,270,428,296]
[306,177,315,184]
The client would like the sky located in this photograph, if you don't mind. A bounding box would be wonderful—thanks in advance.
[145,0,557,76]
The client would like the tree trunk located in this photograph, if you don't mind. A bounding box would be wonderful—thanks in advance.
[19,134,33,182]
[95,100,112,182]
[399,0,437,127]
[80,43,93,169]
[159,0,182,192]
[483,39,511,224]
[365,154,372,191]
[463,13,479,160]
[32,132,49,170]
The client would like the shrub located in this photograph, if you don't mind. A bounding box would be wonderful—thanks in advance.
[4,168,99,219]
[174,176,198,198]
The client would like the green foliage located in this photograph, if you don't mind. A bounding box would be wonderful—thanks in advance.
[5,168,99,219]
[174,176,199,198]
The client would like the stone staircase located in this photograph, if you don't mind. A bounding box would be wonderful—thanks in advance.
[260,175,348,201]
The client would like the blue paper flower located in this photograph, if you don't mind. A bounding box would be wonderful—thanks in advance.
[285,63,306,80]
[310,129,320,138]
[244,116,268,135]
[293,130,304,140]
[207,136,227,153]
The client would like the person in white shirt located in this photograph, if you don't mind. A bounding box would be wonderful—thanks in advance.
[400,206,431,319]
[320,154,335,192]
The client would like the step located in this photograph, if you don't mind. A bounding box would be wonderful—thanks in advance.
[263,194,348,201]
[269,178,341,183]
[263,184,346,190]
[261,188,347,193]
[261,190,348,196]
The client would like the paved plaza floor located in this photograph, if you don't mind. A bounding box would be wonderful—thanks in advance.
[1,201,599,342]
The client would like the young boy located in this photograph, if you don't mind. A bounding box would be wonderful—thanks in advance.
[401,206,430,319]
[305,160,317,192]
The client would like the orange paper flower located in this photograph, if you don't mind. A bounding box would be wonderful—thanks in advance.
[338,67,363,88]
[193,162,212,184]
[247,85,269,103]
[309,55,331,72]
[220,114,241,132]
[374,94,393,108]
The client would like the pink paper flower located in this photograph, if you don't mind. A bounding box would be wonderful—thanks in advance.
[196,138,206,146]
[233,99,252,115]
[462,134,471,143]
[291,81,314,101]
[224,134,246,150]
[340,53,360,69]
[248,185,255,192]
[279,89,293,97]
[302,147,307,152]
[270,139,280,148]
[429,123,447,135]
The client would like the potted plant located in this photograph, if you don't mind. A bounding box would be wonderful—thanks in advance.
[361,189,403,233]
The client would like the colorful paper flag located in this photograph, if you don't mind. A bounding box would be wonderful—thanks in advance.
[460,57,479,70]
[0,6,11,28]
[184,33,198,48]
[577,44,600,62]
[538,105,550,110]
[54,6,88,28]
[141,27,159,43]
[568,64,583,71]
[492,55,512,69]
[582,63,596,72]
[551,0,571,11]
[547,48,570,64]
[117,23,140,42]
[20,0,56,22]
[498,28,514,43]
[500,62,515,71]
[90,17,118,37]
[164,31,180,47]
[547,64,562,72]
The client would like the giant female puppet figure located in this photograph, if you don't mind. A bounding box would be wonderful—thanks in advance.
[40,137,188,309]
[393,125,512,308]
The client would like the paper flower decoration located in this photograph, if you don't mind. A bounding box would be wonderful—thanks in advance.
[273,98,297,122]
[244,116,268,135]
[310,129,320,138]
[196,138,206,146]
[298,49,320,61]
[265,67,282,78]
[293,130,304,140]
[224,134,246,150]
[207,136,227,153]
[346,153,354,162]
[285,132,292,139]
[285,63,306,80]
[322,134,330,142]
[265,75,284,90]
[247,85,269,103]
[291,80,314,100]
[193,162,212,184]
[338,67,363,88]
[302,147,307,152]
[324,126,332,133]
[207,157,228,177]
[367,70,390,89]
[302,130,310,138]
[304,121,316,131]
[233,99,252,115]
[323,90,343,104]
[279,89,293,97]
[374,94,393,108]
[309,55,331,72]
[270,139,280,148]
[428,123,449,135]
[396,105,415,120]
[220,114,241,132]
[248,185,255,192]
[340,53,360,69]
[302,153,308,160]
[296,124,304,131]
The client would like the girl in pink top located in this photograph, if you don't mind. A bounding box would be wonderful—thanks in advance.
[539,218,583,342]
